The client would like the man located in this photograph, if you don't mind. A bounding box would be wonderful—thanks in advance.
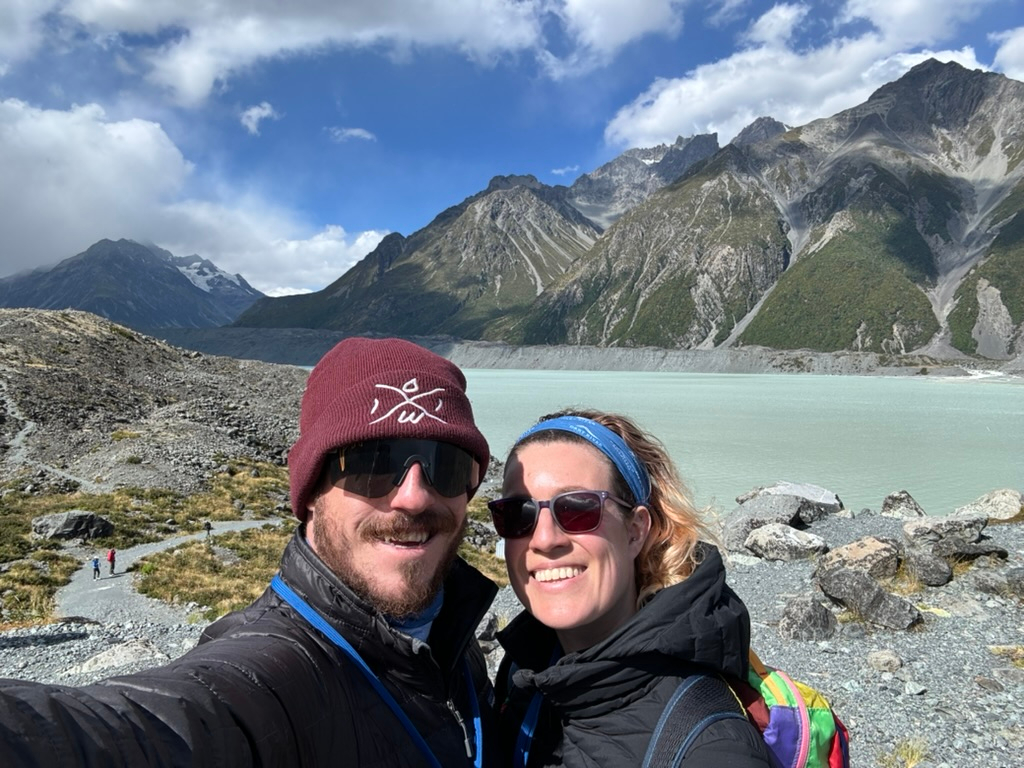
[0,337,497,767]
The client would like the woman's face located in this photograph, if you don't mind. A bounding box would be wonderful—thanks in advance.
[502,440,650,652]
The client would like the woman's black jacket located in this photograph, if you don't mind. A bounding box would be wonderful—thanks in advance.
[495,545,775,768]
[0,529,498,767]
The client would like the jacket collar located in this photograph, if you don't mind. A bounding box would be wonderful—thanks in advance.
[498,544,749,715]
[280,527,497,684]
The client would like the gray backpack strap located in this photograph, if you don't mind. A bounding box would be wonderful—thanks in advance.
[641,674,747,768]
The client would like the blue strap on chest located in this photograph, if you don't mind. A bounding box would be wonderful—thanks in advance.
[511,645,562,768]
[270,574,482,768]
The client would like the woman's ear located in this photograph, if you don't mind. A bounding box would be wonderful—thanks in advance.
[628,505,652,557]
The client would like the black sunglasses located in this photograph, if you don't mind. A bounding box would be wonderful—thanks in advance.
[487,490,633,539]
[328,438,477,499]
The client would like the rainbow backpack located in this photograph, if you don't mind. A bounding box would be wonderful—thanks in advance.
[642,649,850,767]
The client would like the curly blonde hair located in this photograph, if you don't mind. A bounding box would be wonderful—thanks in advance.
[508,407,712,606]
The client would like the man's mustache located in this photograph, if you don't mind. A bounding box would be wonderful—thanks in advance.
[360,510,459,540]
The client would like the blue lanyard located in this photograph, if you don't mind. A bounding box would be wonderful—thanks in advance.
[512,646,561,768]
[270,574,482,768]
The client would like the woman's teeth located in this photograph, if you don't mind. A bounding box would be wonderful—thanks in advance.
[533,566,583,582]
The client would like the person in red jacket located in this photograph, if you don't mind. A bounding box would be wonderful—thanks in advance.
[0,337,497,768]
[106,547,116,576]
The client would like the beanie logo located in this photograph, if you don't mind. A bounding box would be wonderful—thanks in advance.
[370,378,446,425]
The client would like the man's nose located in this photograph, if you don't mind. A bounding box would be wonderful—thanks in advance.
[391,461,434,512]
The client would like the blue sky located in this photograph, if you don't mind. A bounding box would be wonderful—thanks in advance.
[1,1,1022,296]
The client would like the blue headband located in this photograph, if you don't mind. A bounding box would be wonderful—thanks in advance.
[515,415,651,506]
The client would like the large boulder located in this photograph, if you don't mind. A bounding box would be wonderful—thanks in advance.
[904,551,953,587]
[816,536,899,579]
[777,595,838,641]
[953,489,1023,523]
[902,514,987,551]
[720,493,831,552]
[32,510,114,541]
[745,523,828,561]
[735,482,844,522]
[880,490,926,519]
[816,567,922,630]
[721,495,805,553]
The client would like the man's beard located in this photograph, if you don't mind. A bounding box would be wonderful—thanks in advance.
[310,498,466,619]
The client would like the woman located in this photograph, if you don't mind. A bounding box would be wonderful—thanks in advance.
[490,409,774,767]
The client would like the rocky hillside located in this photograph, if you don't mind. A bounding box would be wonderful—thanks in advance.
[234,142,719,341]
[509,60,1024,358]
[565,133,719,228]
[0,309,306,497]
[235,60,1024,362]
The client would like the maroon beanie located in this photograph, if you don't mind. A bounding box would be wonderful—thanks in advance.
[287,337,489,520]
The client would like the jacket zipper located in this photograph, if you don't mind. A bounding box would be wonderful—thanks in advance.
[447,698,473,759]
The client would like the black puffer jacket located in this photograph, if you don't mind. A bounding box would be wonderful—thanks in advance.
[0,529,498,768]
[494,545,774,768]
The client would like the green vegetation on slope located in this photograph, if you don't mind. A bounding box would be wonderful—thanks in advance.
[949,210,1024,354]
[611,274,698,347]
[739,214,938,352]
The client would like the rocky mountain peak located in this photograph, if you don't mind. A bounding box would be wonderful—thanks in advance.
[732,117,788,147]
[0,239,263,331]
[485,174,543,193]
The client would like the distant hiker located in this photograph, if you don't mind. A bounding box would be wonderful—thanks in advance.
[106,548,116,576]
[91,556,100,580]
[0,337,495,767]
[203,520,213,537]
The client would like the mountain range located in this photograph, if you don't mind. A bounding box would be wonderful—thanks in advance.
[3,60,1021,363]
[0,239,263,329]
[234,59,1024,362]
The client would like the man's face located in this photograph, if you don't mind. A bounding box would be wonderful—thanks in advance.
[307,461,471,618]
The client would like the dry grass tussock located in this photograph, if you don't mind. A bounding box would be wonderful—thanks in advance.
[989,644,1024,670]
[0,459,288,627]
[136,526,293,621]
[882,563,925,597]
[876,736,930,768]
[2,465,506,627]
[0,550,80,624]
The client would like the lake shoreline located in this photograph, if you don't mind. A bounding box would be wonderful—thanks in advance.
[150,326,1024,377]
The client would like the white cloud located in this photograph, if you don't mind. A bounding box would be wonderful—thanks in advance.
[604,2,993,148]
[839,0,995,47]
[707,0,749,28]
[0,98,385,294]
[559,0,683,55]
[328,126,376,143]
[3,1,700,105]
[992,26,1024,81]
[240,101,280,135]
[541,0,685,77]
[0,0,57,65]
[48,0,547,106]
[742,3,807,47]
[551,164,580,176]
[153,212,389,295]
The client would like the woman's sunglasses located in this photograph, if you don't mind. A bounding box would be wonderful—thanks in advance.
[487,490,633,539]
[328,438,477,499]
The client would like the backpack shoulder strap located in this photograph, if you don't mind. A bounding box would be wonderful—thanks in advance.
[641,674,748,768]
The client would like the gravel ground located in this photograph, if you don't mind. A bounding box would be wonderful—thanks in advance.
[1,513,1020,767]
[1,310,1021,766]
[485,513,1024,768]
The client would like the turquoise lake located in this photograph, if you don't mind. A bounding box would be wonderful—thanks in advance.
[463,370,1023,516]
